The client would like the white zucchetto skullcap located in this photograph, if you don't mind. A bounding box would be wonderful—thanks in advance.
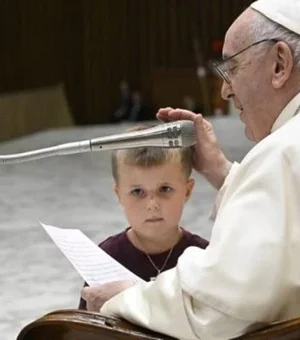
[251,0,300,35]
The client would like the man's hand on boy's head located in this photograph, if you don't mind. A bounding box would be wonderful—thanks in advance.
[81,280,135,312]
[156,107,232,189]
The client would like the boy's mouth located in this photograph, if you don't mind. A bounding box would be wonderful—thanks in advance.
[145,218,163,222]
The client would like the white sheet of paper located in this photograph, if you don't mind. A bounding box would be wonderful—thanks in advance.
[41,222,145,286]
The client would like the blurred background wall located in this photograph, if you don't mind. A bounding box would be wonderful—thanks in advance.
[0,0,252,138]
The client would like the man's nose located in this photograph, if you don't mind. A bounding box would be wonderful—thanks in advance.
[221,81,233,100]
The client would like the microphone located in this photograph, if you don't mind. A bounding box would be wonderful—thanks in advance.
[0,120,196,165]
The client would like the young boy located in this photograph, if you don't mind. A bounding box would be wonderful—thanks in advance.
[79,123,209,310]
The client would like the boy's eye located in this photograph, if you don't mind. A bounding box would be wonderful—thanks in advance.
[130,188,144,197]
[159,186,173,193]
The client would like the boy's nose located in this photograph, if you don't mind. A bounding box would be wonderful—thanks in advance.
[147,197,160,211]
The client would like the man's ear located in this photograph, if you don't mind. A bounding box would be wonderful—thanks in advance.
[185,178,195,202]
[272,42,294,89]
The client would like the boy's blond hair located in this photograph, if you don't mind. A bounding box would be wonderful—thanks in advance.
[111,123,193,183]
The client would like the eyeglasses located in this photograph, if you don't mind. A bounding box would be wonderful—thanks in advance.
[213,38,279,83]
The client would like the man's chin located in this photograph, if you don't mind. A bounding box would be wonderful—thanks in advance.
[244,126,256,142]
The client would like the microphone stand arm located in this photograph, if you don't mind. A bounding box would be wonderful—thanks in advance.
[0,141,91,165]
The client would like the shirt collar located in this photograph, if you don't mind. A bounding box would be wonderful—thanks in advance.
[271,92,300,133]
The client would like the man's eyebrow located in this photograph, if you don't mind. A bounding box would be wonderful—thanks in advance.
[222,54,239,63]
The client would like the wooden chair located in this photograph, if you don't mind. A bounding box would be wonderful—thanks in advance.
[16,309,300,340]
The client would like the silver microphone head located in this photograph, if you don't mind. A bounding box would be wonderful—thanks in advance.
[90,120,197,150]
[164,120,196,148]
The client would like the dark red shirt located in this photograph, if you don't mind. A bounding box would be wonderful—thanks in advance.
[79,228,209,310]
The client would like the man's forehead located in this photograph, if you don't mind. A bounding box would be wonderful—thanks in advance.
[222,24,251,59]
[222,35,244,60]
[222,7,256,59]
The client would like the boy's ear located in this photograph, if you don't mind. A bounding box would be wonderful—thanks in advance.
[114,184,121,202]
[185,178,195,201]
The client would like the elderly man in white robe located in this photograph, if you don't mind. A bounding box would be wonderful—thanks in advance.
[81,0,300,339]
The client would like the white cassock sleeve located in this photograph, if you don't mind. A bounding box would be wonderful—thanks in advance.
[209,162,240,221]
[101,140,300,340]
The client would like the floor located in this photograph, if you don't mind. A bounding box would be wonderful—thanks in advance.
[0,117,253,340]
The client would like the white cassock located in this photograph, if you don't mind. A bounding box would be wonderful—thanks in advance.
[100,92,300,340]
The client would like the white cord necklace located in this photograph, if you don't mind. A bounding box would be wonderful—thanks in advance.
[133,230,177,281]
[145,247,174,281]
